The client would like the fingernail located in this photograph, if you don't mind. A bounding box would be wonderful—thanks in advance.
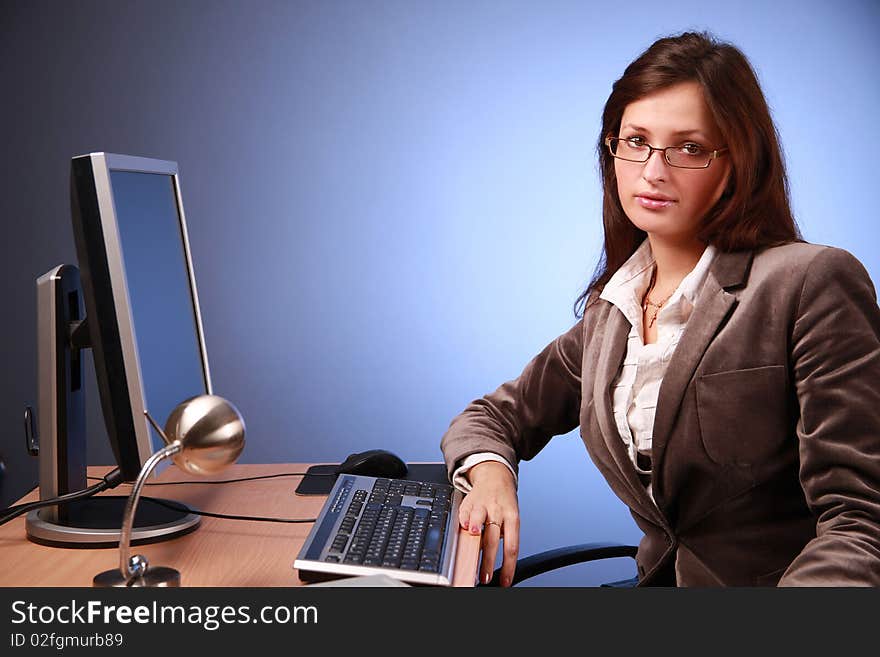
[482,572,490,584]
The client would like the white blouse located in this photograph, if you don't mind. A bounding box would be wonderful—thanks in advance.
[452,239,717,495]
[598,239,716,500]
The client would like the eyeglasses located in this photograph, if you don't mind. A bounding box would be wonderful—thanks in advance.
[605,136,728,169]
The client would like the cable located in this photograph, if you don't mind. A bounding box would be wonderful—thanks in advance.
[2,470,323,528]
[87,470,338,486]
[0,468,125,527]
[72,469,333,525]
[142,496,316,524]
[0,470,317,528]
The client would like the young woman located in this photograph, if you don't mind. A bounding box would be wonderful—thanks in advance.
[440,31,880,587]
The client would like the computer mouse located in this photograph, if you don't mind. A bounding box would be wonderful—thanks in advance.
[336,449,408,478]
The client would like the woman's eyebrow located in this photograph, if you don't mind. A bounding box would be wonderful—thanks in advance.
[621,124,708,138]
[671,129,708,138]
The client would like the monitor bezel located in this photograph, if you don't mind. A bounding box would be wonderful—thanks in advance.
[70,152,212,479]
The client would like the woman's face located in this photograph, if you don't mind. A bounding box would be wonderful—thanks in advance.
[614,81,731,244]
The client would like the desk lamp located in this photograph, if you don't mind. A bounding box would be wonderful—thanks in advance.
[93,394,245,587]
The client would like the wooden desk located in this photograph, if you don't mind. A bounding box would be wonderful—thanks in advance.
[0,464,480,587]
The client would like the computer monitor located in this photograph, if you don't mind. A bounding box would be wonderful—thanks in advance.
[26,152,211,547]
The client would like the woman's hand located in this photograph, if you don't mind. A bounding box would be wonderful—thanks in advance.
[458,460,520,586]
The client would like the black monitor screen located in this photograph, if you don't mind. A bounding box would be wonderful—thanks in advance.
[110,170,208,451]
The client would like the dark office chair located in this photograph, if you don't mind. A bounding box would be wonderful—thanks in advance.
[481,542,639,587]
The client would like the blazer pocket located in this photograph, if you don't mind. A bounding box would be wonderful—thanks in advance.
[696,365,789,466]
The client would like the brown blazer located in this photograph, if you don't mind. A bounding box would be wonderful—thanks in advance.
[441,242,880,586]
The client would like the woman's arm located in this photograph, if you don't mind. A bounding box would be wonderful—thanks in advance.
[781,246,880,586]
[440,316,586,477]
[440,315,586,585]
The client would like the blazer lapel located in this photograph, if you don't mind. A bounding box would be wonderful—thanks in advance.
[592,306,668,525]
[650,250,754,485]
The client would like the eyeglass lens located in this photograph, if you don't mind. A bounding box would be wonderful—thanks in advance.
[608,138,714,168]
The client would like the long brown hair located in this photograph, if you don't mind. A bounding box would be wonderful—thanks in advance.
[574,31,801,317]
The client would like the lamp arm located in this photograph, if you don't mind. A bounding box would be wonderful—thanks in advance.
[118,442,182,582]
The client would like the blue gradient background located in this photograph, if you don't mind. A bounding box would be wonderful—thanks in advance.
[1,0,878,585]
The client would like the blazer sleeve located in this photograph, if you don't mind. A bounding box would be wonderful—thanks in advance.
[440,316,585,481]
[780,246,880,586]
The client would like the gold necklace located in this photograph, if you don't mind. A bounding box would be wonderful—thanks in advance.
[642,267,673,329]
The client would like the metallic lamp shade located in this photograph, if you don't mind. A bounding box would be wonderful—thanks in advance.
[162,394,246,475]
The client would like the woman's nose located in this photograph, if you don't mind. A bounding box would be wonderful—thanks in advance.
[642,148,669,183]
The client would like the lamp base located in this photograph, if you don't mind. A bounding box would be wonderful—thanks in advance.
[93,565,181,587]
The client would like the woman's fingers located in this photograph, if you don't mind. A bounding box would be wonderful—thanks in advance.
[480,519,503,585]
[465,504,486,536]
[458,465,520,586]
[498,511,520,587]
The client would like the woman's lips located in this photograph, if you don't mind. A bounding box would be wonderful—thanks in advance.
[636,195,676,210]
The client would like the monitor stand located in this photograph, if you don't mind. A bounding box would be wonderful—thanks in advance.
[24,265,199,548]
[25,497,199,549]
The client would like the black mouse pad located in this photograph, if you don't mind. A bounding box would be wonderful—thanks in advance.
[294,463,450,496]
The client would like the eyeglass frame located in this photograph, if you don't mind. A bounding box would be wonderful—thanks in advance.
[604,136,729,170]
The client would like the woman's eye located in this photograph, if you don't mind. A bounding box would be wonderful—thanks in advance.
[623,136,647,149]
[680,143,704,155]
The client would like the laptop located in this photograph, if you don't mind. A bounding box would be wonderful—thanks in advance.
[294,473,464,586]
